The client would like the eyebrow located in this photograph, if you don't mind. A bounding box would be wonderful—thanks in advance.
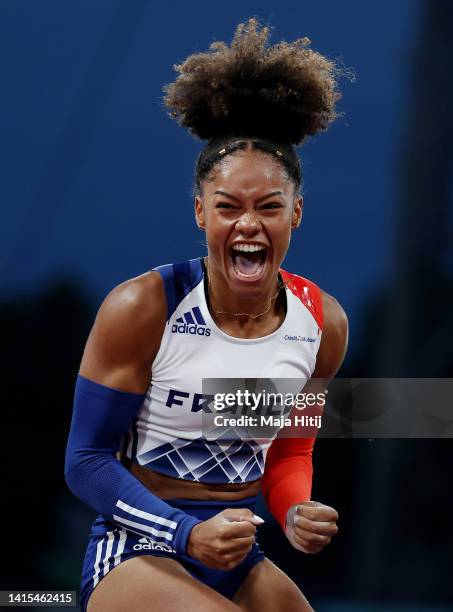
[213,190,284,203]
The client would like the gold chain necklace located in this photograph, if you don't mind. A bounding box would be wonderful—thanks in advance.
[207,266,287,319]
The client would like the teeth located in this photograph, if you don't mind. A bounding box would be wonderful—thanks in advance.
[232,244,266,253]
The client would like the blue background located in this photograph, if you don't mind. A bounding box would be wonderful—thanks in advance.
[1,0,418,346]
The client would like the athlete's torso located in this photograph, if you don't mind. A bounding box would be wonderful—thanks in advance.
[123,257,323,491]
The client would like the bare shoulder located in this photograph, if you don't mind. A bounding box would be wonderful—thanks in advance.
[79,270,167,391]
[312,290,349,379]
[321,290,348,338]
[97,270,167,330]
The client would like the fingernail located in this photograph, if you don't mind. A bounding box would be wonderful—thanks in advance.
[253,514,265,524]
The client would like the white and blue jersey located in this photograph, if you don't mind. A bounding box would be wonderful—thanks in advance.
[123,257,324,484]
[70,256,325,609]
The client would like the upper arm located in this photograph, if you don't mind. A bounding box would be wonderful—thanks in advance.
[79,271,167,393]
[312,291,349,381]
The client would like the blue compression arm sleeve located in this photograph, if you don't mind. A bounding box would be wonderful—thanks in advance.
[64,375,202,555]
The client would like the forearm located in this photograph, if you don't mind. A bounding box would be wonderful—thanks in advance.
[64,375,201,555]
[261,437,314,530]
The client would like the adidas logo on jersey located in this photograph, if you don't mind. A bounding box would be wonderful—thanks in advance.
[133,537,176,553]
[171,306,211,337]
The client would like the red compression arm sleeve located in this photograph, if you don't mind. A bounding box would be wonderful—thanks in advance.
[261,436,315,531]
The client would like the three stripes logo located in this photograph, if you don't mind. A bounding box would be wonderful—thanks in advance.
[171,306,211,337]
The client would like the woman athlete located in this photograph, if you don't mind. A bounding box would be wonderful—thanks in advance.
[65,19,348,611]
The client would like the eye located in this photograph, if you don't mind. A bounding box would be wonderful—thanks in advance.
[260,202,283,210]
[215,202,236,209]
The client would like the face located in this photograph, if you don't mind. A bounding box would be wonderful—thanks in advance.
[195,148,302,297]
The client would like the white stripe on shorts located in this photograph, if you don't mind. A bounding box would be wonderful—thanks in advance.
[102,530,115,578]
[92,536,105,588]
[116,500,178,530]
[113,529,127,567]
[112,515,174,541]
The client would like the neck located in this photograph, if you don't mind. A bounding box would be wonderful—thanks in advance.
[204,257,285,326]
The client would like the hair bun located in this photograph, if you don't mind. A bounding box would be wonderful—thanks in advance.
[164,18,347,144]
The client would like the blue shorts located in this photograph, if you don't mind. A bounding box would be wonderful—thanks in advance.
[80,496,265,611]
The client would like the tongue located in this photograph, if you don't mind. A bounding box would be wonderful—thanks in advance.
[235,254,262,275]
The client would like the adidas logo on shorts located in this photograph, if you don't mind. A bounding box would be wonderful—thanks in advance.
[171,306,211,337]
[133,537,176,553]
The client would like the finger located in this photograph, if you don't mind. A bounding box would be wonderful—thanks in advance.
[219,520,257,539]
[297,503,338,522]
[294,527,332,546]
[294,515,338,536]
[294,534,324,554]
[294,526,336,544]
[207,548,248,569]
[222,509,265,525]
[220,552,249,570]
[213,535,255,555]
[293,533,311,548]
[221,508,255,521]
[224,544,255,556]
[229,534,256,547]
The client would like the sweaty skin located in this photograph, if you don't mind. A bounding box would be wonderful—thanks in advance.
[80,147,347,609]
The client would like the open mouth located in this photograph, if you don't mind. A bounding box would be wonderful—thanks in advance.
[229,243,268,280]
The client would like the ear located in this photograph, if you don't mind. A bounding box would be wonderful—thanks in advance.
[291,196,303,229]
[194,196,206,229]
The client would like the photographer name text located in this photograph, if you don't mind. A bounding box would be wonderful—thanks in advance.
[213,414,322,428]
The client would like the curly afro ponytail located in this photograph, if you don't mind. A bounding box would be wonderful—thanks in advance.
[164,18,344,144]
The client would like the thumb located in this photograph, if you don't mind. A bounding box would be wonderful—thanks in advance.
[221,508,265,525]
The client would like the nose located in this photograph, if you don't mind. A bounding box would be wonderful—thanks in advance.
[235,211,261,235]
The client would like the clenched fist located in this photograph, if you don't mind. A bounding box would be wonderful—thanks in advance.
[187,508,264,570]
[285,501,339,554]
